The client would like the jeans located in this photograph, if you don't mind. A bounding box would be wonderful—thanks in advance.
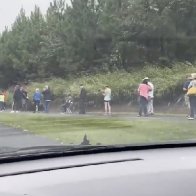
[44,100,51,113]
[139,96,148,116]
[147,97,154,114]
[34,100,40,112]
[189,96,196,118]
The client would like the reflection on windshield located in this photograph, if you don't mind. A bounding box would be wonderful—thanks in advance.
[0,0,195,155]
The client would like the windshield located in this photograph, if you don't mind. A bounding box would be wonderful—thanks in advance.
[0,0,195,157]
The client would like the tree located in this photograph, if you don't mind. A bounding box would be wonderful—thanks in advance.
[0,0,196,88]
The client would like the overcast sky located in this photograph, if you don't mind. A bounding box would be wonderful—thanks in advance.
[0,0,70,32]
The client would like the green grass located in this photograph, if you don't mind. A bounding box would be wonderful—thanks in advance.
[0,112,196,145]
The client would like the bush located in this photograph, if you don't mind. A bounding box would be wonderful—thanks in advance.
[25,63,196,105]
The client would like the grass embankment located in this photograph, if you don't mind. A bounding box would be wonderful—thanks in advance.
[0,113,195,145]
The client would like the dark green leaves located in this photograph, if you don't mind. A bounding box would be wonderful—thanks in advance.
[0,0,195,87]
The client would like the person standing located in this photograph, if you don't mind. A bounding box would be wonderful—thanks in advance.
[2,90,8,110]
[183,75,192,116]
[79,84,87,114]
[103,85,112,115]
[33,88,42,113]
[42,85,52,113]
[137,78,152,117]
[187,76,196,120]
[11,85,23,113]
[145,77,154,115]
[0,91,5,111]
[20,86,28,111]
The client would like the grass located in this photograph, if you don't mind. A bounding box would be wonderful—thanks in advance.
[0,112,196,145]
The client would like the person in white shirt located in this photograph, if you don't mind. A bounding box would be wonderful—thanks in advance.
[102,86,111,115]
[144,77,154,115]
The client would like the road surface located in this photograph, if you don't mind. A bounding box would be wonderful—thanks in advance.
[0,124,60,152]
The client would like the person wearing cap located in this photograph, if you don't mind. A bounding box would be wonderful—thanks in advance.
[137,78,152,117]
[79,84,87,114]
[144,77,154,115]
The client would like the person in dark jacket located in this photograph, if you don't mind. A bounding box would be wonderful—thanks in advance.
[20,86,28,111]
[42,85,52,113]
[11,85,23,113]
[79,84,87,114]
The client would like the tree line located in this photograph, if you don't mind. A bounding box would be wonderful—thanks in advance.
[0,0,196,88]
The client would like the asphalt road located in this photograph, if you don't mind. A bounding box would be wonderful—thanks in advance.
[0,124,60,152]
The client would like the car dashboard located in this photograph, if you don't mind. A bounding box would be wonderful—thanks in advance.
[0,146,196,196]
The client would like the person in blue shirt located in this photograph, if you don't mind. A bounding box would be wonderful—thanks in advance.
[33,88,42,113]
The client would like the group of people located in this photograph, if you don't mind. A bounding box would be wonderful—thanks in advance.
[6,75,196,119]
[32,86,53,113]
[11,85,53,113]
[7,83,112,115]
[77,80,154,117]
[11,85,28,113]
[0,76,156,115]
[183,74,196,120]
[0,78,155,116]
[76,84,112,115]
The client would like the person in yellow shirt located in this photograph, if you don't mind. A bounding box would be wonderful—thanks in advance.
[0,92,5,111]
[2,90,8,110]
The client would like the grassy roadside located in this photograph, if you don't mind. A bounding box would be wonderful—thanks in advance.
[0,112,195,145]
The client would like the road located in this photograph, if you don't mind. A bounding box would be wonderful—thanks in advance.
[0,124,60,152]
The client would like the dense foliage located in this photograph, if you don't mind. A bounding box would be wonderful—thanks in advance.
[0,0,196,88]
[24,63,196,106]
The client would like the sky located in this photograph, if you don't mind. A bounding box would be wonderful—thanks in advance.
[0,0,70,32]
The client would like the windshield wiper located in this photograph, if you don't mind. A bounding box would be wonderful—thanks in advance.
[0,145,116,163]
[1,140,196,163]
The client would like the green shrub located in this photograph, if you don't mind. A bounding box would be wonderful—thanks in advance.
[24,63,196,105]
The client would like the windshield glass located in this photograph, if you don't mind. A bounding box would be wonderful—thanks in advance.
[0,0,196,156]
